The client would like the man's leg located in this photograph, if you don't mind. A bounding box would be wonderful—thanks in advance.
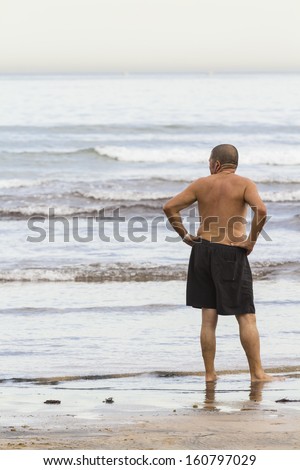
[236,313,274,381]
[201,308,218,382]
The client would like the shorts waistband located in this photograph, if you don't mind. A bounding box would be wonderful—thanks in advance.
[194,237,246,250]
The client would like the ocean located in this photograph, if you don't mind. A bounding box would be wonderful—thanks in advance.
[0,73,299,396]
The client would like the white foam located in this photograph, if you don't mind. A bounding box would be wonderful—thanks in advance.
[94,146,208,163]
[261,190,300,202]
[0,268,74,282]
[75,189,169,201]
[95,145,300,165]
[0,178,48,189]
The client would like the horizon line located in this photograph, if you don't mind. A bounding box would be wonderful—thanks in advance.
[1,70,300,76]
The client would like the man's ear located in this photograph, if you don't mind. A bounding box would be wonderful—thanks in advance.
[214,160,221,173]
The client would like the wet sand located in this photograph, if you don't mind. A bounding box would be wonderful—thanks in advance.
[0,371,299,450]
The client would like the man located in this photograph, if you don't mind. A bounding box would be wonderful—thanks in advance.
[163,144,275,382]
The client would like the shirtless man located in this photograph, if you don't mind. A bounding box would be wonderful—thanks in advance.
[163,144,274,382]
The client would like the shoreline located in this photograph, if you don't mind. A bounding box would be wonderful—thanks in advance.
[0,371,299,450]
[1,365,299,385]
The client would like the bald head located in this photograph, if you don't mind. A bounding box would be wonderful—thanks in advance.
[210,144,239,169]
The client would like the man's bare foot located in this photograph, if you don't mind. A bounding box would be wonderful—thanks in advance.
[251,372,285,382]
[205,372,218,382]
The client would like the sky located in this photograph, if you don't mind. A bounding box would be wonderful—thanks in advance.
[0,0,300,73]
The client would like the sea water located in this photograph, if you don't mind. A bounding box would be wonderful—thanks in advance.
[0,73,299,389]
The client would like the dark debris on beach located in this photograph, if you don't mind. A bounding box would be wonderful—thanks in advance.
[275,398,300,403]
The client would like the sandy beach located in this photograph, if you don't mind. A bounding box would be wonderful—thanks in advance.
[1,370,299,450]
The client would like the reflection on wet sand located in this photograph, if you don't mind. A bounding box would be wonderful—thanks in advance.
[202,380,268,412]
[203,381,218,411]
[249,381,267,402]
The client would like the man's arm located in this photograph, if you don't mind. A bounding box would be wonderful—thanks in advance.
[234,180,267,255]
[163,181,199,246]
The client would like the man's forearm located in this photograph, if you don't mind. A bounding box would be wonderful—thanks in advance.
[248,207,267,245]
[164,210,188,239]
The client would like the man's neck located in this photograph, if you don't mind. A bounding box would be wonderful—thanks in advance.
[215,170,235,175]
[217,165,236,174]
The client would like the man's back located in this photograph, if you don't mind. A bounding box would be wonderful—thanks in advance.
[194,173,249,244]
[163,143,267,254]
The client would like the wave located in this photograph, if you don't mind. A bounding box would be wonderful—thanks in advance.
[73,188,300,203]
[0,179,300,203]
[0,178,54,189]
[1,366,298,385]
[2,144,300,166]
[255,177,300,184]
[0,175,192,194]
[1,146,205,163]
[0,200,168,219]
[71,189,169,202]
[261,190,300,202]
[0,207,101,219]
[0,263,187,283]
[252,260,300,280]
[94,146,300,165]
[0,194,298,220]
[0,260,298,283]
[0,147,115,160]
[0,174,300,192]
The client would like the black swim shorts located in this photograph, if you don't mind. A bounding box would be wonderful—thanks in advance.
[186,238,255,316]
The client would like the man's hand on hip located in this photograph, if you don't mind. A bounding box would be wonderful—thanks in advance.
[182,233,199,247]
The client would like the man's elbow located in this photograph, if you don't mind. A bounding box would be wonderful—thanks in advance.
[255,203,267,218]
[163,201,173,216]
[163,202,170,216]
[259,203,267,217]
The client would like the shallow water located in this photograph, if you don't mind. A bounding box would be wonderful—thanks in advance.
[0,277,299,381]
[1,372,299,426]
[0,73,299,389]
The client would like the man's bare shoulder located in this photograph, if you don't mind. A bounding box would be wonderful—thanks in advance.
[235,174,254,182]
[233,174,253,182]
[189,174,256,188]
[238,176,259,192]
[189,175,212,186]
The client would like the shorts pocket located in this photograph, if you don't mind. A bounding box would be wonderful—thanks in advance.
[220,253,237,281]
[222,260,237,281]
